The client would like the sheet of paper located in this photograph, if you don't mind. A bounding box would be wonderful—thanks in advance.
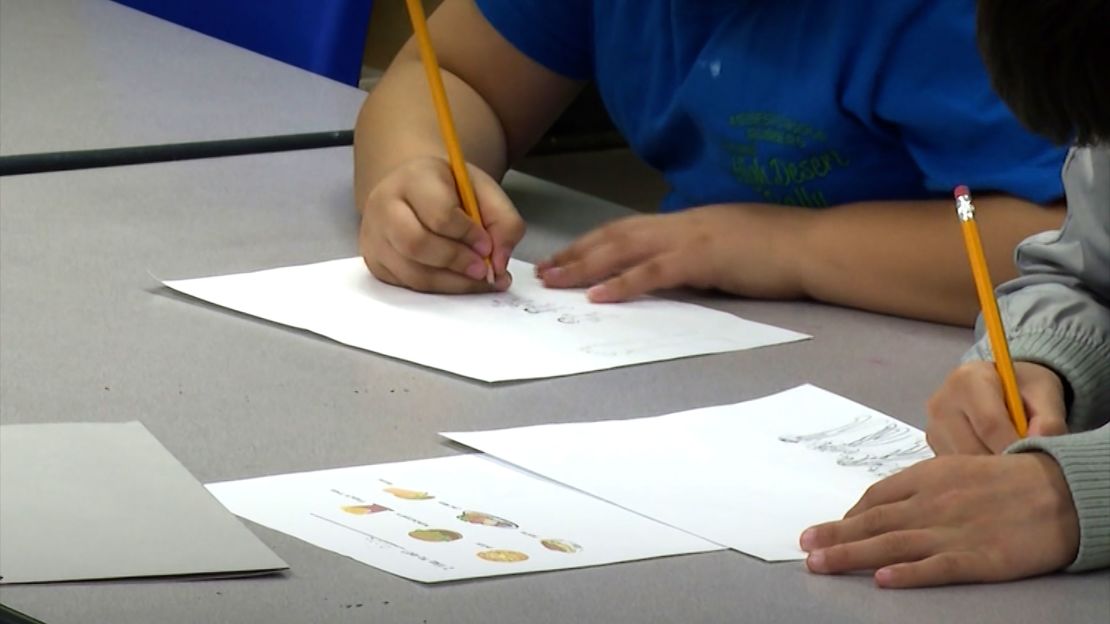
[0,422,287,584]
[207,454,722,583]
[163,258,808,382]
[443,385,934,561]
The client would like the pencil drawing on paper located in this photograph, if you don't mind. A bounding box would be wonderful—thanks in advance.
[579,334,729,357]
[490,293,604,325]
[778,414,931,477]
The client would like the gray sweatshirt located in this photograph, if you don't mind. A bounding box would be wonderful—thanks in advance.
[966,146,1110,572]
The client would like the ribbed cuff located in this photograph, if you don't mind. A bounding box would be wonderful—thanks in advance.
[1007,426,1110,572]
[964,327,1110,431]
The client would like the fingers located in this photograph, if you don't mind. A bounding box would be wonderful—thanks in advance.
[802,500,919,552]
[1029,414,1069,438]
[927,363,1007,455]
[381,254,500,294]
[360,157,519,294]
[841,462,929,519]
[541,226,614,273]
[935,413,994,455]
[927,360,1070,456]
[803,452,1074,588]
[542,247,654,292]
[543,243,652,289]
[961,383,1020,453]
[539,218,656,289]
[1019,364,1068,437]
[587,251,690,302]
[472,168,525,276]
[874,552,996,588]
[406,174,492,257]
[804,529,937,575]
[382,199,490,280]
[365,243,493,293]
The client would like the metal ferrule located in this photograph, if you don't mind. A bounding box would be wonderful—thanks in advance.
[955,194,975,221]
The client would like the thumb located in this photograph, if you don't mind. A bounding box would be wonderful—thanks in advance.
[472,167,525,275]
[1024,379,1068,437]
[1016,361,1070,435]
[1028,410,1068,437]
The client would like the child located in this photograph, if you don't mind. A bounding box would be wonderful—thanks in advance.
[354,0,1066,326]
[801,0,1109,587]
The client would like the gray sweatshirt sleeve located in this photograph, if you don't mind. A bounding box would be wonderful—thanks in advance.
[965,147,1110,429]
[1007,425,1110,572]
[965,146,1110,572]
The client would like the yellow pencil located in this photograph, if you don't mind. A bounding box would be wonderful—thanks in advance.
[403,0,493,283]
[954,185,1028,437]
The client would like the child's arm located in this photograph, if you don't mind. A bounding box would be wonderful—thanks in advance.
[790,194,1064,325]
[354,0,582,292]
[928,147,1110,448]
[798,432,1107,586]
[538,194,1062,326]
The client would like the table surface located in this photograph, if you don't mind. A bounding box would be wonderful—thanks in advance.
[0,0,366,158]
[0,147,1106,624]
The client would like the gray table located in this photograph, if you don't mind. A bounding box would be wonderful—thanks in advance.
[0,0,365,169]
[1,148,1106,623]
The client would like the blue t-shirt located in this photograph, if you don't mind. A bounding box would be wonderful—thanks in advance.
[475,0,1067,212]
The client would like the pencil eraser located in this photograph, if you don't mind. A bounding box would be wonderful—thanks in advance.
[953,184,970,198]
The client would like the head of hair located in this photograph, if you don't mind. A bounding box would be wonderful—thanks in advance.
[977,0,1110,146]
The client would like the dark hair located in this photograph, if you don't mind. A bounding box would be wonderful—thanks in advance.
[977,0,1110,146]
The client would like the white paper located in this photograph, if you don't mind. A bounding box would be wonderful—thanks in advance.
[207,454,722,583]
[163,258,808,382]
[443,385,934,561]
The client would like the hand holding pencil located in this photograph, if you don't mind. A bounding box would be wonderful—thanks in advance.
[356,1,524,294]
[923,186,1070,454]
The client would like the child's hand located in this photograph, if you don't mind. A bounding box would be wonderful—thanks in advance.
[359,157,524,293]
[536,204,806,302]
[926,361,1068,455]
[800,453,1079,588]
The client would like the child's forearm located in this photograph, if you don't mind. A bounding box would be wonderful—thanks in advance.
[353,56,510,213]
[793,196,1065,326]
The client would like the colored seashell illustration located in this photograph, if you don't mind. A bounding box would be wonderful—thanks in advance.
[383,487,434,500]
[341,503,390,515]
[408,529,463,542]
[456,510,518,528]
[476,549,529,563]
[540,539,582,554]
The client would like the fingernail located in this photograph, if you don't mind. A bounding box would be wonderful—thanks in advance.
[543,267,564,283]
[587,284,611,302]
[496,273,512,290]
[807,550,826,572]
[466,261,487,280]
[799,528,817,551]
[874,567,894,586]
[472,239,492,256]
